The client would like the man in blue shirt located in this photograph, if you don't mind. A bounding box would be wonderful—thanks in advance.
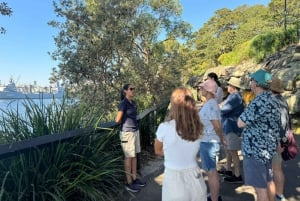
[238,69,280,201]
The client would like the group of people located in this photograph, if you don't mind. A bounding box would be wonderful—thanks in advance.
[115,69,290,201]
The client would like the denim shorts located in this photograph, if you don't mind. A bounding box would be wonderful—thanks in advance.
[199,142,220,171]
[243,156,273,188]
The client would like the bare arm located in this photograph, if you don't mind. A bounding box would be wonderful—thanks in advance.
[115,111,123,124]
[237,117,246,128]
[154,139,164,156]
[211,119,226,145]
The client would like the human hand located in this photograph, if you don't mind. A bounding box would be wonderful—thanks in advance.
[220,135,227,146]
[277,142,284,153]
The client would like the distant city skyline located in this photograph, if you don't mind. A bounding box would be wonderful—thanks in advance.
[0,0,270,86]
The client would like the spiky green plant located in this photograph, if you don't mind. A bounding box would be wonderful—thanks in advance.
[0,98,124,201]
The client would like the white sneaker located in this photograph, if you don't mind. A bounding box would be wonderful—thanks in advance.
[275,194,287,201]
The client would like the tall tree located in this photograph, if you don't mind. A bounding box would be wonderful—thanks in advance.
[50,0,191,118]
[234,5,272,43]
[185,2,294,77]
[269,0,300,30]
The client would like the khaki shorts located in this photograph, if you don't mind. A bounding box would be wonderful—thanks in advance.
[120,130,141,158]
[225,132,241,151]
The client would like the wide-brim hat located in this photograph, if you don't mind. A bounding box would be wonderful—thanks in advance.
[199,79,217,95]
[227,77,245,89]
[250,69,272,87]
[270,77,284,93]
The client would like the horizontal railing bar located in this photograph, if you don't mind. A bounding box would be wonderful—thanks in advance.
[0,100,169,160]
[0,127,94,159]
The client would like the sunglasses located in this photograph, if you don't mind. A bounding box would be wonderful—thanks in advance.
[129,87,135,91]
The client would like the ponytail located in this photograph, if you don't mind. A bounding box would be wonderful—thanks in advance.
[120,83,130,100]
[207,72,221,87]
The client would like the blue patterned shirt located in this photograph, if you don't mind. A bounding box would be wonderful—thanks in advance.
[239,90,280,164]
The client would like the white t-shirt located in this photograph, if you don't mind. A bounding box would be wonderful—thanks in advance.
[156,119,201,170]
[198,98,221,142]
[215,86,224,104]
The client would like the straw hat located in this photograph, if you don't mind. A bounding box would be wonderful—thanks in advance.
[270,77,284,93]
[227,77,245,89]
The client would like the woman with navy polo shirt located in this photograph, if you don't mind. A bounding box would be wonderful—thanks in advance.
[115,83,146,193]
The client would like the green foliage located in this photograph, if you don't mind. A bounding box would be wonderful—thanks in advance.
[0,132,123,201]
[186,0,300,78]
[48,0,300,118]
[218,41,252,65]
[189,4,272,69]
[0,100,123,201]
[0,2,12,16]
[0,2,13,34]
[269,0,300,30]
[50,0,191,118]
[0,99,94,143]
[249,27,298,62]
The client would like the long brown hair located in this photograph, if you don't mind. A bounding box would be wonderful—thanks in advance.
[166,87,203,141]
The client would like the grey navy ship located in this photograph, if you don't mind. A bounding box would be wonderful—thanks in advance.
[0,81,64,99]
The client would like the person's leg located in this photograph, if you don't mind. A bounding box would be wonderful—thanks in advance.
[267,180,276,201]
[266,160,276,201]
[218,149,232,176]
[200,142,221,201]
[226,133,241,177]
[131,156,137,181]
[243,156,273,201]
[224,149,242,183]
[120,131,138,186]
[229,150,241,177]
[272,153,285,198]
[124,157,133,184]
[207,170,220,201]
[256,187,271,201]
[226,150,232,171]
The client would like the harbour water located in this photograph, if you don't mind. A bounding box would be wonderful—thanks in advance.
[0,99,61,116]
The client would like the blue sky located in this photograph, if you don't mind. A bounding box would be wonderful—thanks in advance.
[0,0,270,86]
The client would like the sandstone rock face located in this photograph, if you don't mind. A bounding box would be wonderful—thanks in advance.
[194,43,300,114]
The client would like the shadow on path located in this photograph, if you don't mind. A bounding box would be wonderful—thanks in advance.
[119,135,300,201]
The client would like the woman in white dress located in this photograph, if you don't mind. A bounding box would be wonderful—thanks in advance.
[154,87,207,201]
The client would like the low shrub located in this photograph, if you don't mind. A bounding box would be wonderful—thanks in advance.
[0,99,124,201]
